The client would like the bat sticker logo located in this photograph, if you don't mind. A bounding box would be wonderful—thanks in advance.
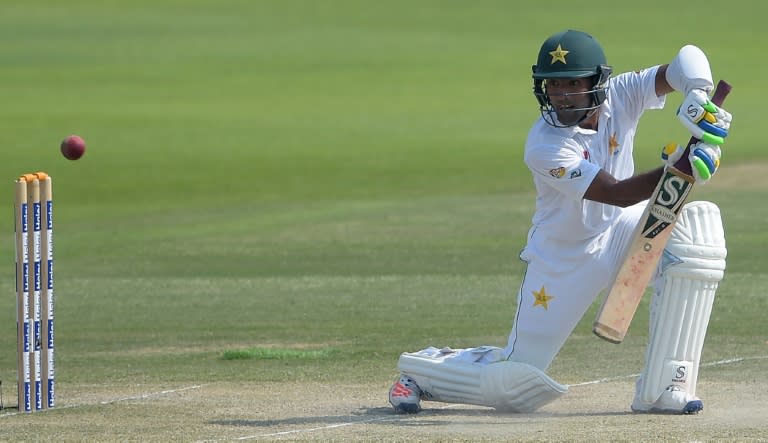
[642,172,692,238]
[657,176,687,206]
[650,205,676,224]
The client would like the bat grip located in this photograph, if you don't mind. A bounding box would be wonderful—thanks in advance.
[673,80,732,175]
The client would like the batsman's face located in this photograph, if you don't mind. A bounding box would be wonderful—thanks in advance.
[545,78,593,126]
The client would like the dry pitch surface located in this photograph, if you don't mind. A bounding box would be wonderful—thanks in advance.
[1,357,766,442]
[1,166,766,441]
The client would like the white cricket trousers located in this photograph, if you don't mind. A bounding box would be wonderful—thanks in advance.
[503,202,646,370]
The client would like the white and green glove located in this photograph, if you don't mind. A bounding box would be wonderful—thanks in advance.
[661,142,721,183]
[677,89,732,145]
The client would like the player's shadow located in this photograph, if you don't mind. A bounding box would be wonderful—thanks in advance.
[208,407,426,428]
[208,406,632,430]
[362,406,634,421]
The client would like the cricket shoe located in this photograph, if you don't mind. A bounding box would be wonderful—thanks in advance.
[631,385,703,414]
[388,375,423,413]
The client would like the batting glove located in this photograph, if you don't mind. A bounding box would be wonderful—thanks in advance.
[677,89,732,145]
[661,141,721,183]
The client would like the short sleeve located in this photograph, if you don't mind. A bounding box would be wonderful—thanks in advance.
[525,143,602,201]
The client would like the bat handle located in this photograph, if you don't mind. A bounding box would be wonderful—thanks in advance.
[673,79,732,175]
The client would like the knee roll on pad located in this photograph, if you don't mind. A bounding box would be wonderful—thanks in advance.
[664,201,727,282]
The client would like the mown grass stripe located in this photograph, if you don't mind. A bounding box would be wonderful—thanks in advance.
[222,348,336,361]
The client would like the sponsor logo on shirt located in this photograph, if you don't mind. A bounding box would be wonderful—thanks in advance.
[548,167,565,178]
[569,169,582,179]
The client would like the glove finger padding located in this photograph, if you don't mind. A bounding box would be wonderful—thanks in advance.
[689,142,721,182]
[660,142,721,184]
[677,89,731,145]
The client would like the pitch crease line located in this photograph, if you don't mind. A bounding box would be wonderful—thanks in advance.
[0,384,204,418]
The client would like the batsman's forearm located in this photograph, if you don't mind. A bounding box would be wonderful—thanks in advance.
[585,167,665,207]
[612,167,666,206]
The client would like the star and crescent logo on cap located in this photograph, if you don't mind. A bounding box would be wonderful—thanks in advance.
[549,44,569,64]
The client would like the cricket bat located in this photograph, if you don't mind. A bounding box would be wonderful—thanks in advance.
[593,79,732,344]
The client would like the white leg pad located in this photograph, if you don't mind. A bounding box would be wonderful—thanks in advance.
[634,201,726,409]
[398,348,568,412]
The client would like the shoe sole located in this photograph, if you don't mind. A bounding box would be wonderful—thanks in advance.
[632,399,704,415]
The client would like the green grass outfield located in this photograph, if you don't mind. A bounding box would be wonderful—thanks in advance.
[0,1,765,441]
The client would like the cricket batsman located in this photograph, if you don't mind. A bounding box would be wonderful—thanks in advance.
[388,29,732,414]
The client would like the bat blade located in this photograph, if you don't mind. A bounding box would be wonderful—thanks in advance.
[593,80,731,343]
[593,167,694,343]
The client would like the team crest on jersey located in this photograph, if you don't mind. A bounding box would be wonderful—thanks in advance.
[609,133,620,155]
[549,167,566,178]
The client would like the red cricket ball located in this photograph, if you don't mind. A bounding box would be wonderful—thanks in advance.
[61,135,86,160]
